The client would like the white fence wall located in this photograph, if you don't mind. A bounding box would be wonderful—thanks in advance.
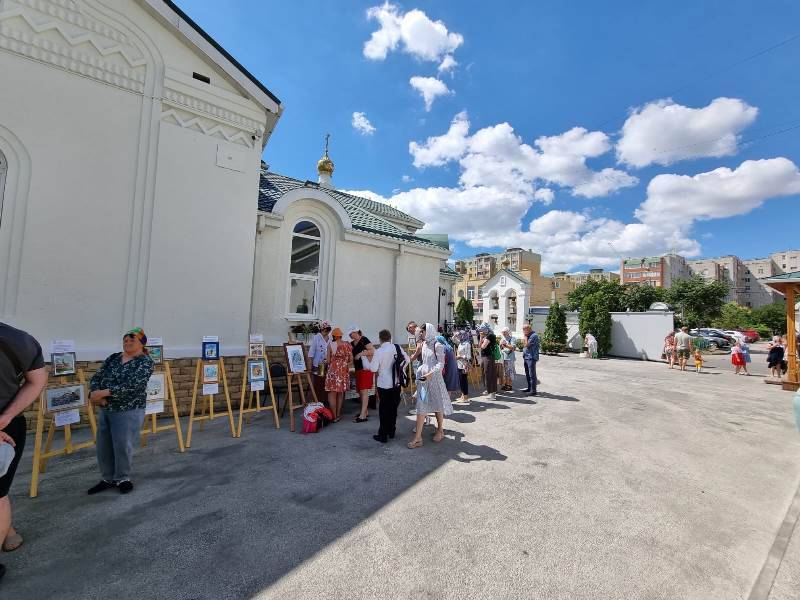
[529,311,674,360]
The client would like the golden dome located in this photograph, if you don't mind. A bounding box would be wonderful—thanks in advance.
[317,152,334,175]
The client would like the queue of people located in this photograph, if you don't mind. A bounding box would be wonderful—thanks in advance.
[0,318,543,581]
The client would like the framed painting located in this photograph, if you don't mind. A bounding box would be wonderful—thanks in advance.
[45,384,85,413]
[283,342,309,375]
[248,359,266,382]
[203,363,219,384]
[202,341,220,361]
[51,352,77,377]
[146,345,164,365]
[248,342,265,359]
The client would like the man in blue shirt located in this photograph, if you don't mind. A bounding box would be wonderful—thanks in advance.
[521,324,540,396]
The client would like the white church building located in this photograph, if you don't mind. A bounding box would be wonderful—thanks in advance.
[0,0,451,358]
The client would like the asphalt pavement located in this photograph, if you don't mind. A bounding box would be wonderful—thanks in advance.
[2,348,799,599]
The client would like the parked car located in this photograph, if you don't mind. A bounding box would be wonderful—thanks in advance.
[701,328,737,343]
[689,330,731,351]
[723,330,746,343]
[739,329,761,343]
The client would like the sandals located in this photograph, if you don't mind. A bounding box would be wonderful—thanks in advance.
[407,439,424,449]
[2,532,22,552]
[353,416,369,423]
[432,432,444,443]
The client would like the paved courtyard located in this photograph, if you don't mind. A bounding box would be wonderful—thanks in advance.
[2,346,799,599]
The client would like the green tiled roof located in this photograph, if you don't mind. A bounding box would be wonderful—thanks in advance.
[761,270,800,282]
[440,265,461,279]
[258,168,438,249]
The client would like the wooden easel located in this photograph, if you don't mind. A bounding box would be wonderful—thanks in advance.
[236,353,280,437]
[185,357,235,447]
[30,370,97,498]
[140,361,185,452]
[280,343,317,432]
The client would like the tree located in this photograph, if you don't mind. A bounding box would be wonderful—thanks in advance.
[567,279,626,312]
[454,297,475,327]
[622,284,667,312]
[665,276,729,328]
[712,302,752,330]
[751,302,787,335]
[543,302,568,350]
[579,292,613,356]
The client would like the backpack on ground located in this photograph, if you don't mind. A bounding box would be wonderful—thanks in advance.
[393,344,410,388]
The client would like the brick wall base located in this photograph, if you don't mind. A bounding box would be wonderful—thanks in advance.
[24,347,312,432]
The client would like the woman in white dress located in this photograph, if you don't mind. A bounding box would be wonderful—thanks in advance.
[408,323,454,448]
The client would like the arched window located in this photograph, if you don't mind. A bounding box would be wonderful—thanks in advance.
[0,151,6,227]
[457,289,464,299]
[288,220,321,317]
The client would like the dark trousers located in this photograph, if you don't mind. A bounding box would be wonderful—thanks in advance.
[481,357,497,393]
[459,370,469,395]
[524,358,537,393]
[377,386,401,439]
[0,415,26,498]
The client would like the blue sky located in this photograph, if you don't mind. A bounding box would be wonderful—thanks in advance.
[177,0,800,273]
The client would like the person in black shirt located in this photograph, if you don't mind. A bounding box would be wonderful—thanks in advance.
[0,323,48,581]
[348,326,374,423]
[478,324,498,399]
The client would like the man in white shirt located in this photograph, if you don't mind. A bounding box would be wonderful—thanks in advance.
[362,329,409,444]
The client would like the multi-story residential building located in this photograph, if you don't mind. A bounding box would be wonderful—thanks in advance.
[559,268,620,285]
[454,248,556,319]
[742,258,782,307]
[621,254,691,288]
[771,250,800,274]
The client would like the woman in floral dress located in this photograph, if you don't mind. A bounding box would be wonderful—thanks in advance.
[408,323,453,448]
[325,327,352,422]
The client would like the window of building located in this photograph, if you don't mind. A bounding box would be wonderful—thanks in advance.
[757,268,764,275]
[477,286,484,298]
[458,289,464,299]
[499,276,506,287]
[288,220,320,317]
[467,286,475,300]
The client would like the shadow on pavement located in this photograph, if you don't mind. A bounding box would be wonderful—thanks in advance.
[4,399,508,599]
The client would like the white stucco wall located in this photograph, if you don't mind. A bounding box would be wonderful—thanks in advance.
[609,312,675,360]
[0,0,271,359]
[251,195,445,345]
[528,311,674,359]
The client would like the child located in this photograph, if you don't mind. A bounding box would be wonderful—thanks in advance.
[693,350,703,373]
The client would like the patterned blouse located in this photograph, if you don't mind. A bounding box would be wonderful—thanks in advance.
[89,352,154,412]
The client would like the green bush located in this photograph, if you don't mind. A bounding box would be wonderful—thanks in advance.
[543,302,568,346]
[753,323,772,339]
[540,339,564,355]
[579,292,613,356]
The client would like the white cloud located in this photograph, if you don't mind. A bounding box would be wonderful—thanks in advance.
[352,153,800,272]
[617,97,758,168]
[351,111,376,135]
[364,3,463,66]
[401,174,413,183]
[438,54,457,73]
[635,157,800,225]
[533,188,554,205]
[409,112,638,198]
[409,111,469,167]
[409,76,451,111]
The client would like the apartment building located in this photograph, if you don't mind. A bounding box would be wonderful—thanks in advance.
[772,250,800,274]
[742,257,782,307]
[454,248,557,319]
[558,268,620,285]
[621,254,691,288]
[625,250,797,307]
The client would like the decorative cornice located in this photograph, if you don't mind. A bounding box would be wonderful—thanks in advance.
[162,87,262,133]
[0,0,147,93]
[161,106,255,148]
